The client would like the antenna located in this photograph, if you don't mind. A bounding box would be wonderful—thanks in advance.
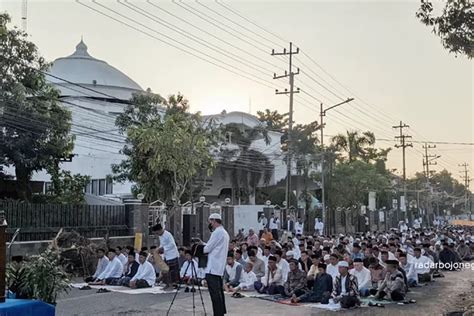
[21,0,28,32]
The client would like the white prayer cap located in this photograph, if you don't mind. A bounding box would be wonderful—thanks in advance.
[209,213,222,220]
[286,251,295,257]
[338,261,349,268]
[323,254,330,261]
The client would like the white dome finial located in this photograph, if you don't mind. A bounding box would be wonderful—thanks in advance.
[74,38,90,57]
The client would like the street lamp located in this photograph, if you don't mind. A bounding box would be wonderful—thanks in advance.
[320,98,355,234]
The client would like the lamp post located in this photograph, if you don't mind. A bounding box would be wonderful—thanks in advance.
[320,98,355,234]
[0,210,7,303]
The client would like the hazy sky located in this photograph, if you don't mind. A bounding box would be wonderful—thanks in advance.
[2,0,472,179]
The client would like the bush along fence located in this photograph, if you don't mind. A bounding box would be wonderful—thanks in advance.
[1,201,130,241]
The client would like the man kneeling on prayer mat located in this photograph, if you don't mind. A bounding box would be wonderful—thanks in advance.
[128,251,157,289]
[292,263,332,304]
[89,248,123,285]
[332,261,360,308]
[84,248,109,283]
[119,251,139,286]
[254,255,284,295]
[371,260,406,301]
[281,259,308,297]
[228,262,258,296]
[180,250,205,292]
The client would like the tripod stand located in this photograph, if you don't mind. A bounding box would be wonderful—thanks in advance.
[166,260,207,316]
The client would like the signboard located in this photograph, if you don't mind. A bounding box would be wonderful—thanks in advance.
[400,196,406,212]
[392,199,398,210]
[368,192,376,211]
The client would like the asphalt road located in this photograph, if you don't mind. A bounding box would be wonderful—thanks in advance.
[56,268,473,316]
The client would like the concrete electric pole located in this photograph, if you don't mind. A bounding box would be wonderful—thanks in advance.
[393,121,412,222]
[272,42,299,211]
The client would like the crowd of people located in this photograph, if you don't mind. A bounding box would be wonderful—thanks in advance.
[85,213,473,311]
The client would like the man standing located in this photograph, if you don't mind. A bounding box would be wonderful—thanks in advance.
[258,213,268,238]
[295,218,304,236]
[152,223,180,289]
[203,213,230,316]
[285,215,295,234]
[314,218,324,236]
[269,214,280,241]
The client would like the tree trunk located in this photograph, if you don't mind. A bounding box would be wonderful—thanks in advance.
[15,166,33,201]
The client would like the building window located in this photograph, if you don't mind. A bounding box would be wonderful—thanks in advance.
[85,181,91,194]
[99,179,106,196]
[44,182,53,194]
[225,132,232,143]
[92,179,99,195]
[106,177,113,194]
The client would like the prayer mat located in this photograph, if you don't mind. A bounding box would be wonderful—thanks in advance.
[360,297,396,306]
[70,283,176,294]
[308,302,341,311]
[257,294,286,302]
[277,299,301,306]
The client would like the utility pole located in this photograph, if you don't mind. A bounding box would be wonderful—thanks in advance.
[459,163,471,218]
[422,143,440,180]
[392,121,412,222]
[272,42,299,211]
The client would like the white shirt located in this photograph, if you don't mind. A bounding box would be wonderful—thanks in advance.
[412,255,433,274]
[117,253,127,266]
[314,220,324,232]
[204,225,230,276]
[237,270,258,290]
[277,259,290,283]
[93,256,109,278]
[326,263,339,281]
[180,259,205,279]
[98,256,123,280]
[350,267,371,289]
[159,230,179,260]
[132,260,156,287]
[401,262,418,282]
[259,217,268,230]
[295,222,304,235]
[269,218,280,230]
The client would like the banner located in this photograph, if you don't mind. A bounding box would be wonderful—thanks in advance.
[400,196,406,212]
[368,192,376,211]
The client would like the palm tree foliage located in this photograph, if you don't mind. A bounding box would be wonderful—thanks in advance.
[218,123,273,203]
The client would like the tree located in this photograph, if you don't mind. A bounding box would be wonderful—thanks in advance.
[0,13,74,200]
[218,123,273,204]
[331,131,377,162]
[256,109,289,132]
[416,0,473,59]
[326,160,391,209]
[46,167,90,204]
[113,92,218,204]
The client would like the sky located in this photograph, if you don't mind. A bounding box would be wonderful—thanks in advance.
[1,0,472,180]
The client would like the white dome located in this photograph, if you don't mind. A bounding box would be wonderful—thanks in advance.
[48,40,143,94]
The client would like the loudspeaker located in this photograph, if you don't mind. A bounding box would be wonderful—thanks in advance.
[182,214,197,246]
